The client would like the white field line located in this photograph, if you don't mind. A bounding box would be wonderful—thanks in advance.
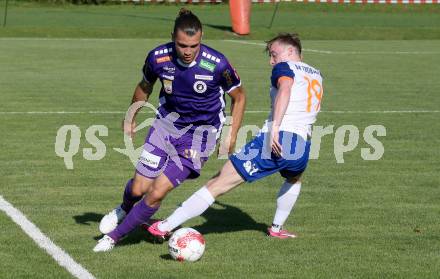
[222,40,440,55]
[1,37,439,55]
[0,196,95,279]
[0,110,439,115]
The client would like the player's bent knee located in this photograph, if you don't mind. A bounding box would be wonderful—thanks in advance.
[207,161,244,197]
[131,181,144,197]
[132,176,153,196]
[145,188,169,207]
[206,176,241,198]
[146,182,173,203]
[206,182,225,198]
[148,190,166,202]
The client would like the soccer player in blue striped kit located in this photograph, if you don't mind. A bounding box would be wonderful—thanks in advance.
[94,9,246,252]
[148,33,324,239]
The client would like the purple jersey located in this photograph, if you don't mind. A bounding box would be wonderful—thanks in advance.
[142,42,241,134]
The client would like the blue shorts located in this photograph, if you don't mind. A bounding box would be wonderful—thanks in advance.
[230,131,311,183]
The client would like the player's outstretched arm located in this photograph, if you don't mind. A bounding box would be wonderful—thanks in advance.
[225,87,246,154]
[122,80,154,139]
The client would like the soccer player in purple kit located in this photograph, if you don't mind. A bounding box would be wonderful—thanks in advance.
[93,8,245,252]
[147,33,323,240]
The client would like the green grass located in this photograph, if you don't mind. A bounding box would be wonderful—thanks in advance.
[0,214,73,279]
[1,3,440,277]
[1,2,440,39]
[1,37,440,278]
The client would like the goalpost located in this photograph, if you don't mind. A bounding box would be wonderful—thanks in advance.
[229,0,281,35]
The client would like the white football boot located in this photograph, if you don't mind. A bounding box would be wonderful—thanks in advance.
[93,235,115,252]
[99,206,126,234]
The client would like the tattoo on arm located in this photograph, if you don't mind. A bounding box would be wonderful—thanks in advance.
[139,80,150,93]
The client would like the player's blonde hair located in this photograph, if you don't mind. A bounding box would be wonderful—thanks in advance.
[266,33,302,55]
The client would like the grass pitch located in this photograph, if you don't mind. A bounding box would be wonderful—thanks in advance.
[1,2,440,39]
[1,3,440,279]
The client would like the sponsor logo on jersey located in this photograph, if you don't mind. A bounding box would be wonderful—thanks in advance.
[161,74,174,80]
[199,59,216,72]
[154,48,173,56]
[163,79,173,94]
[193,81,207,94]
[156,56,171,64]
[139,150,161,169]
[184,149,199,159]
[233,67,240,80]
[222,69,233,87]
[195,74,213,81]
[243,160,259,176]
[164,66,175,73]
[201,52,221,63]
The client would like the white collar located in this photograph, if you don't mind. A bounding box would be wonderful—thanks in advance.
[177,58,197,68]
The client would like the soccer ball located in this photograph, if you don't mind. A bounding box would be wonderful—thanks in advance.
[168,228,205,262]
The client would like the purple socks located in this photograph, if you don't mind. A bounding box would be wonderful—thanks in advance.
[120,179,142,213]
[108,200,159,242]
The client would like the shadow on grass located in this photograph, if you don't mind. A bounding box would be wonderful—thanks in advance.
[74,201,266,246]
[117,226,164,246]
[45,9,174,23]
[204,23,232,32]
[73,212,103,226]
[194,201,267,235]
[46,10,233,33]
[73,210,162,244]
[159,254,174,261]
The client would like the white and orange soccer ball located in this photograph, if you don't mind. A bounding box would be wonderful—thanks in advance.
[168,228,205,262]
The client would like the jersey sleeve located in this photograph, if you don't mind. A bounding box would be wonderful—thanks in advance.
[270,62,295,89]
[219,59,241,94]
[141,51,158,84]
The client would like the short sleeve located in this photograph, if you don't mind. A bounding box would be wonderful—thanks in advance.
[271,62,295,89]
[219,60,241,94]
[142,52,158,84]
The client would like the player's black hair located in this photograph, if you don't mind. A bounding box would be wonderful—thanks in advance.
[173,8,202,37]
[266,33,302,55]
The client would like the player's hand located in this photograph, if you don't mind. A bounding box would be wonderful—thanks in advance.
[122,119,136,139]
[270,125,282,157]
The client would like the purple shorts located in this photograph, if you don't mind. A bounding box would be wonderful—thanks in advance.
[135,121,218,187]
